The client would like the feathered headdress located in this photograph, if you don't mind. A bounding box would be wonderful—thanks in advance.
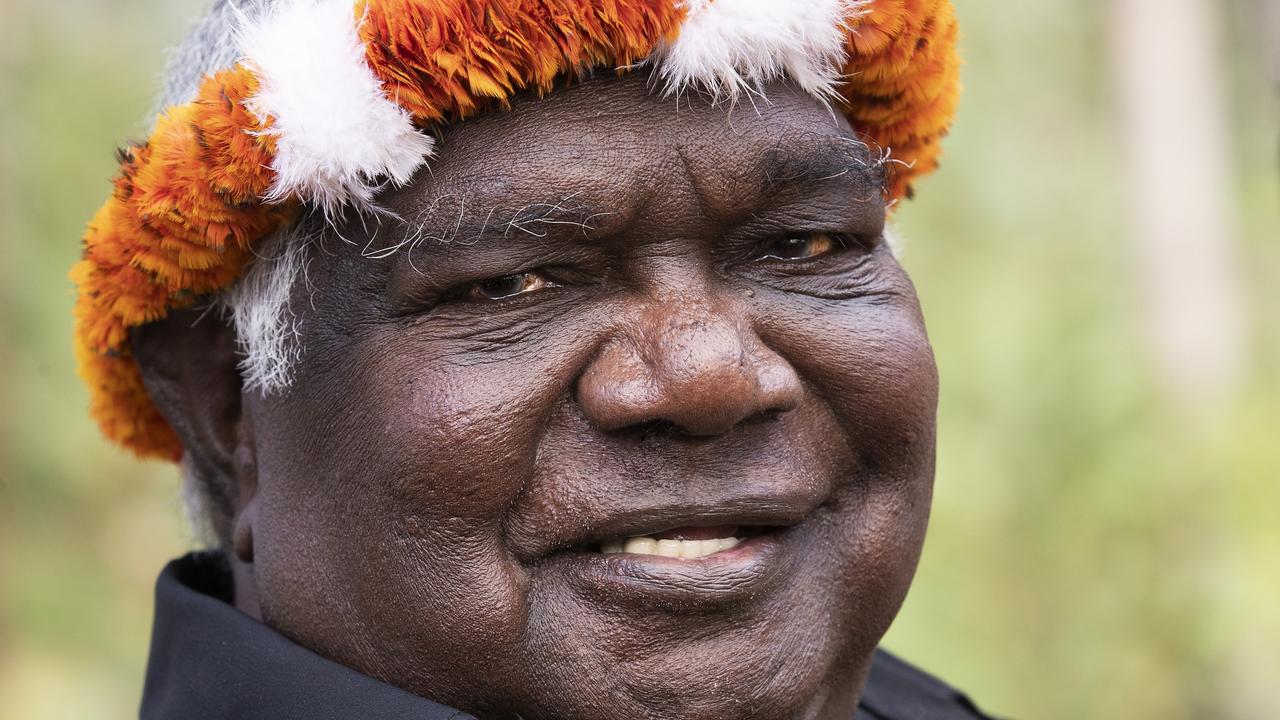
[72,0,961,460]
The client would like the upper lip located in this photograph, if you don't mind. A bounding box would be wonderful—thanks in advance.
[521,494,826,560]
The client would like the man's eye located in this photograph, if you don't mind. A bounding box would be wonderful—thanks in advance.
[762,233,840,261]
[464,272,554,302]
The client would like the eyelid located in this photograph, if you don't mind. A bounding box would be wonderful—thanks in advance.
[755,232,867,263]
[464,271,544,302]
[439,267,583,307]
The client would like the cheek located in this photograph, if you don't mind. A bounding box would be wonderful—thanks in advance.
[762,294,938,475]
[759,294,938,625]
[255,326,568,521]
[245,327,585,704]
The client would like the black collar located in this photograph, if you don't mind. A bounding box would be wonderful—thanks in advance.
[141,553,993,720]
[141,553,474,719]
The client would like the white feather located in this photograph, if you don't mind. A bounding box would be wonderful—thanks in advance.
[651,0,867,103]
[884,223,905,257]
[237,0,434,216]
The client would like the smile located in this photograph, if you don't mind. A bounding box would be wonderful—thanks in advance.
[596,525,771,559]
[525,498,829,604]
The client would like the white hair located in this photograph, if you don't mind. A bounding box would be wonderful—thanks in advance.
[219,222,313,391]
[159,1,314,547]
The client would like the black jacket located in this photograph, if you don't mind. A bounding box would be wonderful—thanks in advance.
[141,553,997,720]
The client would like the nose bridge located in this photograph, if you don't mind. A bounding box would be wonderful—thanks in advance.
[646,301,752,397]
[578,293,802,436]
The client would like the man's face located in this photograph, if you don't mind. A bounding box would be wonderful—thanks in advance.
[241,74,938,720]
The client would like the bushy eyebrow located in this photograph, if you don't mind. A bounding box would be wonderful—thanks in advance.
[759,135,890,197]
[359,191,609,264]
[492,192,613,241]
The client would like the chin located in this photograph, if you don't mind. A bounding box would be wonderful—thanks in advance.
[495,515,899,720]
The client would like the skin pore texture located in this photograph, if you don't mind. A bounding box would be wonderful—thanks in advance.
[132,73,939,720]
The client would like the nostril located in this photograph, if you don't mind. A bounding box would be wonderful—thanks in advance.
[744,407,787,426]
[631,420,682,442]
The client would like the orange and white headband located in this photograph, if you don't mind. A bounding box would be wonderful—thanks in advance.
[72,0,961,461]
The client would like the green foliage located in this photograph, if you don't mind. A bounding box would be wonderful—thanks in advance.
[1,0,1276,718]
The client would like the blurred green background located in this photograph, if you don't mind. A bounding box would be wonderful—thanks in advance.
[1,0,1276,718]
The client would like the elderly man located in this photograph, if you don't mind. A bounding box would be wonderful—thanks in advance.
[73,0,987,718]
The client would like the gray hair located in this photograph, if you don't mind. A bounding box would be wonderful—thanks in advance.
[161,0,314,546]
[159,0,268,112]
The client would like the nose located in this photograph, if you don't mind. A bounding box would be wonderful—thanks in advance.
[577,299,803,436]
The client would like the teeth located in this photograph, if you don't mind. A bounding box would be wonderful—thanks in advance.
[623,537,657,555]
[602,535,741,559]
[679,540,705,559]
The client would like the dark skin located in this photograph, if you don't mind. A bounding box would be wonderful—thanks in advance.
[133,73,938,720]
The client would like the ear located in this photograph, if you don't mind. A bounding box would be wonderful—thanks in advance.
[131,308,257,557]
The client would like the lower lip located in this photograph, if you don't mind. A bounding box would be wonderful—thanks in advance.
[547,532,792,609]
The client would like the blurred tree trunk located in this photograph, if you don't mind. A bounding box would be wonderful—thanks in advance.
[1112,0,1247,408]
[1264,0,1280,90]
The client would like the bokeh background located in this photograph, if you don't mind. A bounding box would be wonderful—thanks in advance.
[2,0,1277,718]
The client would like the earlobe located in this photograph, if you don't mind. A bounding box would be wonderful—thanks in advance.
[232,498,257,563]
[229,408,264,617]
[231,413,260,565]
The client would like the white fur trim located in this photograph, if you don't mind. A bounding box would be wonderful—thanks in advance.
[238,0,433,215]
[651,0,866,102]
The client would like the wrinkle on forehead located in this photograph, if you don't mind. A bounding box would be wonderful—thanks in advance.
[356,73,883,260]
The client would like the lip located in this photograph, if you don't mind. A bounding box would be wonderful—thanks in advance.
[538,525,798,611]
[526,495,823,561]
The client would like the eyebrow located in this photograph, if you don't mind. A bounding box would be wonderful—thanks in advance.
[759,135,888,196]
[493,192,613,241]
[359,190,611,261]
